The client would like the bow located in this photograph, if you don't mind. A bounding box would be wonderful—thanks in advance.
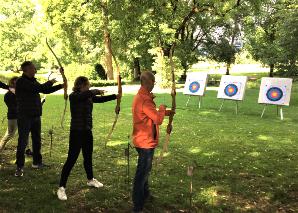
[157,44,176,164]
[105,54,122,147]
[46,38,68,129]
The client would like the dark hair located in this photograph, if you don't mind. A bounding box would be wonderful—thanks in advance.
[8,77,18,88]
[21,61,33,72]
[73,76,89,92]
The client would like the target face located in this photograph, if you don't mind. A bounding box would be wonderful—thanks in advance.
[258,77,293,106]
[183,73,208,96]
[266,87,283,102]
[217,75,247,100]
[224,84,238,97]
[189,81,200,93]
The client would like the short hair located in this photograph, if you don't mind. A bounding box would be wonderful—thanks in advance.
[73,76,89,92]
[140,71,155,85]
[8,76,18,87]
[21,61,33,72]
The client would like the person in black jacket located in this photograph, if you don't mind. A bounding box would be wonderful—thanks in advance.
[15,61,65,177]
[0,76,46,154]
[57,76,121,201]
[0,81,9,90]
[0,77,18,152]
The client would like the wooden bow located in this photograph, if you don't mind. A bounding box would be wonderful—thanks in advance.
[157,44,176,164]
[105,54,122,147]
[46,38,68,129]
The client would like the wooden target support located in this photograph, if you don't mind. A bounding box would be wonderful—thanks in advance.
[261,104,284,120]
[185,95,203,109]
[218,99,240,115]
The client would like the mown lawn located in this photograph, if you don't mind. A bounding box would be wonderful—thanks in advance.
[0,84,297,212]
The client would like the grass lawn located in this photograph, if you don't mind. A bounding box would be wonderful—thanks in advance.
[0,84,297,212]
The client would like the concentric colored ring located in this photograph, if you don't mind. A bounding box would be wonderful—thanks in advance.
[224,84,238,97]
[189,81,200,93]
[266,87,283,102]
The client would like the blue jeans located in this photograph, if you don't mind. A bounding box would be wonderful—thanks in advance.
[132,148,154,211]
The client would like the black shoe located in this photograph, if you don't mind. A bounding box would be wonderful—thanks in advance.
[25,149,33,156]
[32,163,49,169]
[15,167,24,177]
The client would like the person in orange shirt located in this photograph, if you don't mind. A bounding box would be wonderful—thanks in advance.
[132,71,174,212]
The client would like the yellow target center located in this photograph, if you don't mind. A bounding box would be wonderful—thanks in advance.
[272,92,278,97]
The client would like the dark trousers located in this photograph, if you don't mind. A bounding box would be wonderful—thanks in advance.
[59,130,94,187]
[132,147,155,211]
[16,117,42,168]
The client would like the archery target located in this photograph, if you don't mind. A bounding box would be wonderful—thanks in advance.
[224,84,238,97]
[183,72,208,96]
[217,75,247,100]
[189,81,200,93]
[258,77,292,106]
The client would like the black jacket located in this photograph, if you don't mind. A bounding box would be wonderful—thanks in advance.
[16,74,63,118]
[4,91,17,119]
[0,81,9,90]
[70,90,117,130]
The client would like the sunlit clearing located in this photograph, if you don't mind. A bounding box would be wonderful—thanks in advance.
[189,147,201,154]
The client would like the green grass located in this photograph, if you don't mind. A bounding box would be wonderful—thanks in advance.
[0,85,298,212]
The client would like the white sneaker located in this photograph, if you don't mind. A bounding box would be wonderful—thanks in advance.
[57,187,67,201]
[87,178,103,188]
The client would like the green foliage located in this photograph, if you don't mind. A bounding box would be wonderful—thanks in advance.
[0,0,297,84]
[244,0,298,76]
[64,63,94,82]
[149,47,184,88]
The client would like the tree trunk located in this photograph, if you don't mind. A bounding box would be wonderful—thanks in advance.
[226,63,231,75]
[104,30,114,80]
[269,64,274,77]
[180,60,188,81]
[133,57,141,81]
[102,1,114,80]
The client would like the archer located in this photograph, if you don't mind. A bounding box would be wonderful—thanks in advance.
[14,61,65,177]
[131,71,175,212]
[57,76,121,201]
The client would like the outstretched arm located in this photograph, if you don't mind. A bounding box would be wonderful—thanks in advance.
[92,94,117,103]
[0,81,9,90]
[41,83,63,94]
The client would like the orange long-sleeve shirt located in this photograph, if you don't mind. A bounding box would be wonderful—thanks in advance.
[132,86,167,148]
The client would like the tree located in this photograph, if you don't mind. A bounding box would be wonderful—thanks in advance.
[0,0,43,71]
[275,1,298,76]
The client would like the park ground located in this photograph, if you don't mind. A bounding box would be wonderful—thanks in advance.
[0,79,297,212]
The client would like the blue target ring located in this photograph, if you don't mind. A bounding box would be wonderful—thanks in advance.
[224,84,238,97]
[189,81,200,93]
[266,87,283,101]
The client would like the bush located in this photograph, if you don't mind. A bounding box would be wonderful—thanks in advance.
[64,63,94,82]
[89,79,128,87]
[94,64,107,80]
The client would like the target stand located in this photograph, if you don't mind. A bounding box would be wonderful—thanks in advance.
[218,83,239,115]
[185,95,203,109]
[260,86,286,120]
[218,99,240,115]
[260,104,284,120]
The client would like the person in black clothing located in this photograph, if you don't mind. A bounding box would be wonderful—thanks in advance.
[57,76,121,201]
[15,61,65,177]
[0,81,9,90]
[0,77,18,151]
